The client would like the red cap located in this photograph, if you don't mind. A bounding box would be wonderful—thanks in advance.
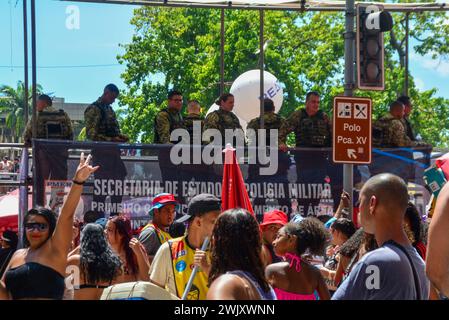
[149,193,179,217]
[152,193,177,206]
[259,210,288,227]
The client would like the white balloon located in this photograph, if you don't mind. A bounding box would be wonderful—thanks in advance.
[230,70,283,122]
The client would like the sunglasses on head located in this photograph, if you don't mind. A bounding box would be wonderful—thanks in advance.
[25,222,49,232]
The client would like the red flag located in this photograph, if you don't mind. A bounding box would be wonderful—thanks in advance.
[221,144,254,215]
[436,152,449,180]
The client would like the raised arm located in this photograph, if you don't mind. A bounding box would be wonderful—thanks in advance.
[129,238,150,281]
[50,153,99,257]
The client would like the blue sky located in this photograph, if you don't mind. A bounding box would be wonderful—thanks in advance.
[0,0,448,104]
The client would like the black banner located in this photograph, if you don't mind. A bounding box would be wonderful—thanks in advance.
[33,140,432,227]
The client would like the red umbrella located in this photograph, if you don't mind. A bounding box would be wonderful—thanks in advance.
[221,144,254,215]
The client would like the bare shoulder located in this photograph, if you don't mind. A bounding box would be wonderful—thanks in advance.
[67,254,80,266]
[265,262,289,283]
[265,262,285,276]
[207,274,246,300]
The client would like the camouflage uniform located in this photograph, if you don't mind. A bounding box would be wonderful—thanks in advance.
[84,98,122,141]
[284,108,332,147]
[23,105,73,207]
[183,113,204,144]
[84,98,127,215]
[284,108,332,216]
[246,112,288,146]
[153,108,186,197]
[401,117,416,142]
[23,105,73,146]
[179,113,208,189]
[203,108,243,145]
[373,114,427,147]
[154,108,185,144]
[246,112,292,212]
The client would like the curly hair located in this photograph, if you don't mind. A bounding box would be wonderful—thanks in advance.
[208,209,270,293]
[109,216,138,276]
[339,228,365,258]
[404,202,422,245]
[23,207,57,248]
[80,224,122,285]
[283,217,330,256]
[331,218,356,239]
[339,228,378,258]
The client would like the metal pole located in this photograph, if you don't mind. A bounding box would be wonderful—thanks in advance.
[259,9,264,129]
[404,12,409,96]
[19,0,29,248]
[343,0,355,220]
[31,0,37,207]
[18,148,29,249]
[23,0,29,125]
[220,9,225,96]
[181,237,210,300]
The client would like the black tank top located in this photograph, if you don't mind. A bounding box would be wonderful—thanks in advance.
[4,262,65,299]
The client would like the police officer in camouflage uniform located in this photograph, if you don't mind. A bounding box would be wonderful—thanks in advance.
[203,93,244,146]
[373,101,429,148]
[23,94,73,206]
[397,95,416,142]
[180,100,209,187]
[282,92,333,216]
[247,98,288,146]
[154,90,186,144]
[371,101,431,181]
[84,84,129,143]
[153,90,187,203]
[184,100,204,144]
[246,99,291,216]
[202,93,243,184]
[84,84,128,216]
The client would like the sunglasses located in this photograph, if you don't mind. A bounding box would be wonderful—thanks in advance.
[25,222,49,232]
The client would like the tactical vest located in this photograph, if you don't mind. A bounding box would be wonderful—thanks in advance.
[140,223,172,246]
[93,103,120,138]
[372,117,395,147]
[36,109,71,140]
[184,115,203,144]
[211,110,243,146]
[295,109,330,147]
[250,114,283,146]
[169,236,209,300]
[154,108,185,144]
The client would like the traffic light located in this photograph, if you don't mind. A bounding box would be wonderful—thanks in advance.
[356,4,393,90]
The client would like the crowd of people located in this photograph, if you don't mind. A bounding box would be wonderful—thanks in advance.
[0,83,445,300]
[0,154,448,300]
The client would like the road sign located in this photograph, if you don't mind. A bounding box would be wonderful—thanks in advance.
[333,96,372,164]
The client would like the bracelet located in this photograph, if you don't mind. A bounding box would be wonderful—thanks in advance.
[72,179,85,185]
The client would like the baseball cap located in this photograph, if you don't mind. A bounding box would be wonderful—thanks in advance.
[176,193,221,223]
[148,193,179,218]
[259,209,288,227]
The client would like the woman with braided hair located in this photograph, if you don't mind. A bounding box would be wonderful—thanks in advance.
[66,223,122,300]
[207,209,276,300]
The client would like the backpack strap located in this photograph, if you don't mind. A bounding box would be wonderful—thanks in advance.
[385,240,422,300]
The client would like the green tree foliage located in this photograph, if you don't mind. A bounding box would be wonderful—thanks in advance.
[0,81,43,143]
[118,4,449,147]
